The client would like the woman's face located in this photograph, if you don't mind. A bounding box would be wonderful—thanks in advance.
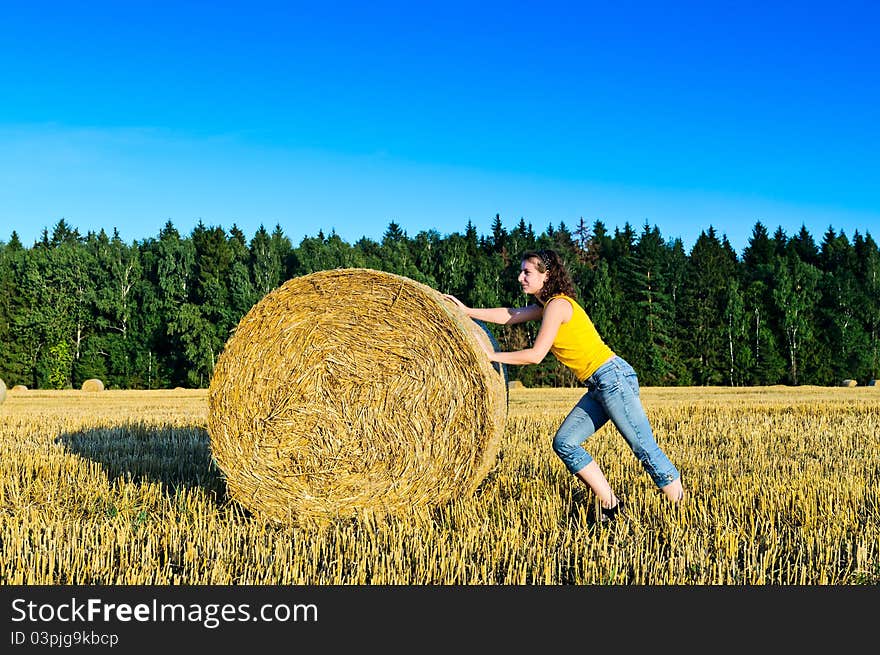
[518,257,548,296]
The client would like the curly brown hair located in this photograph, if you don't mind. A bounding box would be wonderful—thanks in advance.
[521,249,577,304]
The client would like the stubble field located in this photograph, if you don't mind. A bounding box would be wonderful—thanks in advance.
[1,385,878,584]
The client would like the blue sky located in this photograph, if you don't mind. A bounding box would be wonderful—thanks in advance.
[1,0,877,254]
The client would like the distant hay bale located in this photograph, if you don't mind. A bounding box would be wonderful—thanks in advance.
[841,379,857,387]
[81,378,105,392]
[208,268,508,525]
[0,378,5,404]
[11,385,27,392]
[508,380,525,389]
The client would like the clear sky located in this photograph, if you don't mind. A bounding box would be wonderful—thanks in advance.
[2,0,878,255]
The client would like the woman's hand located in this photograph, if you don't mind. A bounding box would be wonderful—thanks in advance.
[477,336,497,360]
[442,293,470,315]
[443,294,495,361]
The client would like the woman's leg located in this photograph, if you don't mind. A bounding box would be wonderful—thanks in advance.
[574,460,619,509]
[593,357,683,502]
[553,392,618,508]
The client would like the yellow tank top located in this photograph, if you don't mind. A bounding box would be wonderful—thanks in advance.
[547,294,615,382]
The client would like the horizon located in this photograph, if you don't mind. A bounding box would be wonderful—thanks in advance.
[2,212,875,259]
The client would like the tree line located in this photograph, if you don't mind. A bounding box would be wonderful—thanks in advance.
[0,214,877,390]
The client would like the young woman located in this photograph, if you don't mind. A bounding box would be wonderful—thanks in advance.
[444,248,683,520]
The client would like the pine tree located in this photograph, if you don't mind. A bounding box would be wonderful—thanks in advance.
[87,228,141,387]
[772,251,821,385]
[852,231,879,380]
[741,222,787,383]
[814,228,866,384]
[633,223,677,384]
[226,224,259,327]
[250,225,283,295]
[155,221,197,386]
[679,227,736,384]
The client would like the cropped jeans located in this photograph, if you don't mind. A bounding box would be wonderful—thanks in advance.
[552,355,680,489]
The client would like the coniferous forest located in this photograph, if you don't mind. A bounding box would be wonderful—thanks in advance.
[0,214,877,390]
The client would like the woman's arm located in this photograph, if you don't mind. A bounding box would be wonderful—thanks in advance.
[483,297,571,365]
[442,294,543,325]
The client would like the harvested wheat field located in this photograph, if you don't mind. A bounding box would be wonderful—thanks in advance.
[0,386,878,584]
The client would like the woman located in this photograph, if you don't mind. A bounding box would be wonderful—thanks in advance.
[444,248,683,520]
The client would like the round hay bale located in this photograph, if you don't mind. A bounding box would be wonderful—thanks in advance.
[81,378,105,392]
[841,379,857,387]
[208,268,508,525]
[0,378,5,404]
[12,384,27,392]
[508,380,525,389]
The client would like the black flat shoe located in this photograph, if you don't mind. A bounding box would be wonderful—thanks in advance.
[600,499,623,522]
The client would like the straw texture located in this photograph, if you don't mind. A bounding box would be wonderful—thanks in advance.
[207,268,508,525]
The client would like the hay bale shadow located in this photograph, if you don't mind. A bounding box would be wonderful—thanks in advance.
[56,423,229,501]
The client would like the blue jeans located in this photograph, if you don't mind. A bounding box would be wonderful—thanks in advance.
[552,355,680,489]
